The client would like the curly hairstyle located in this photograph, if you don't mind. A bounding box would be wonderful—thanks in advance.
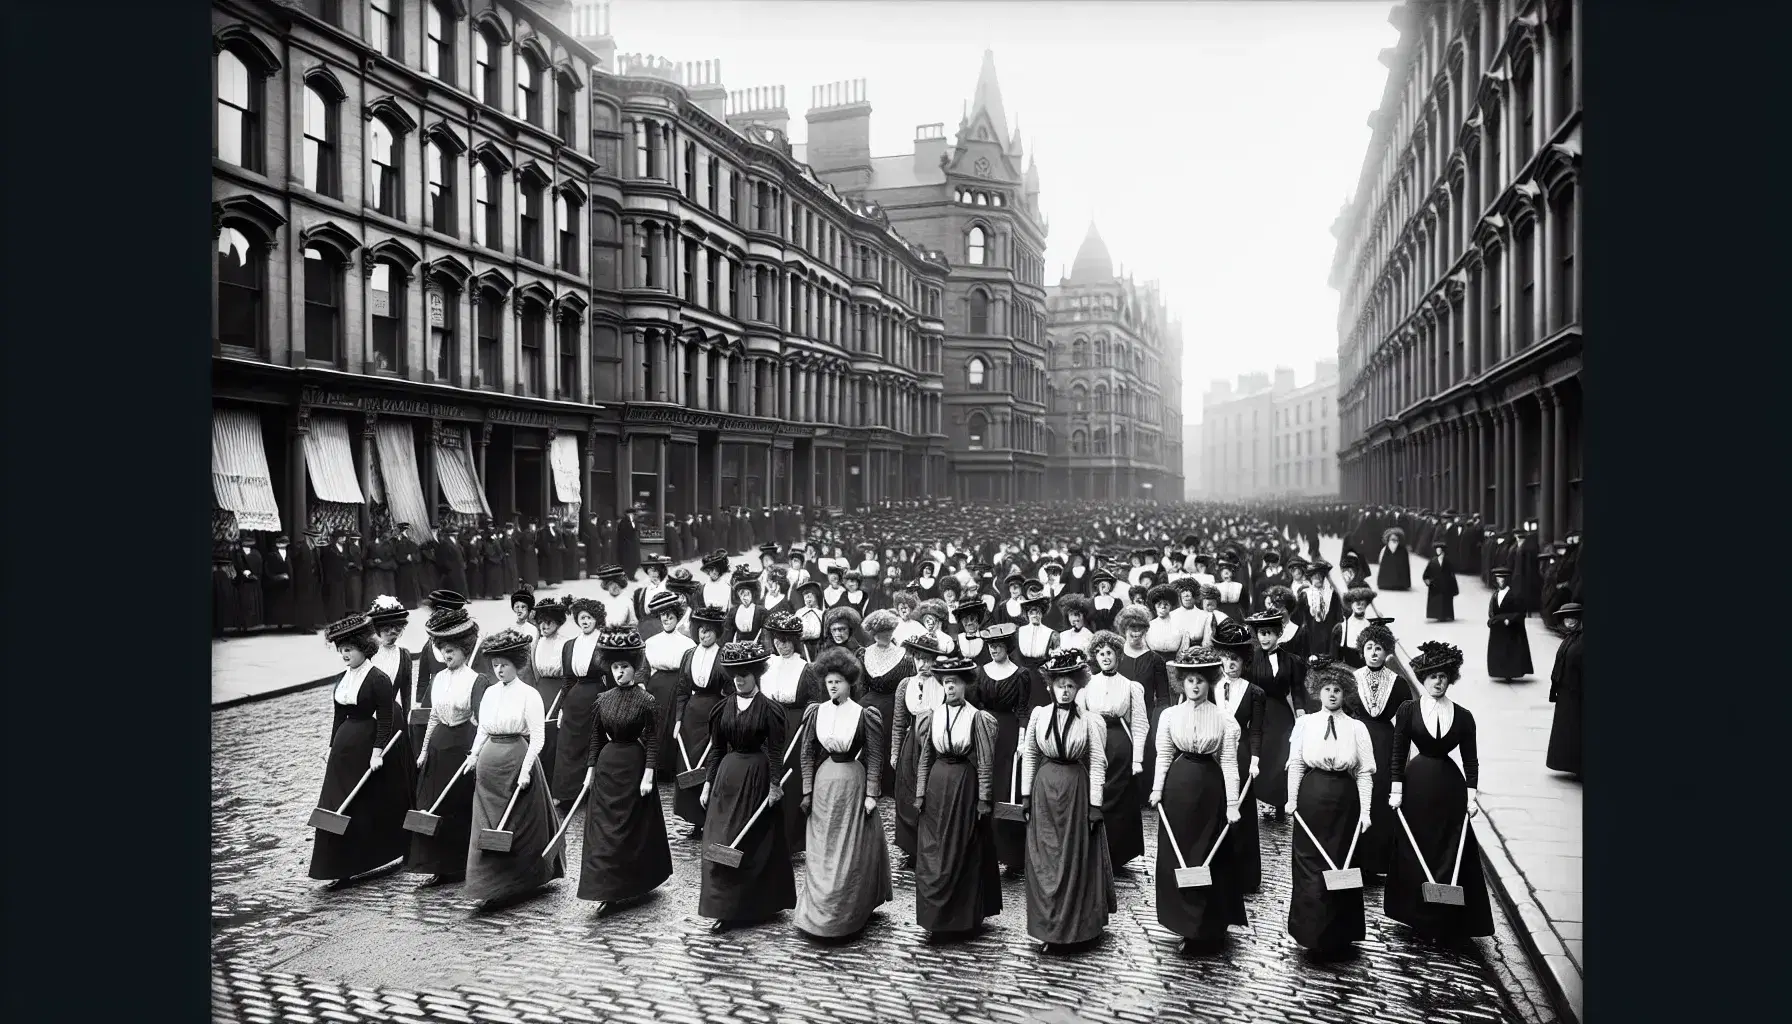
[822,604,864,641]
[889,589,919,611]
[1358,623,1396,654]
[1306,656,1360,706]
[1197,583,1221,604]
[809,645,863,689]
[1087,629,1126,660]
[1344,586,1378,607]
[1057,593,1094,621]
[569,597,604,626]
[1145,583,1180,610]
[599,646,647,675]
[915,598,949,625]
[1113,605,1151,634]
[1261,584,1297,613]
[860,608,899,635]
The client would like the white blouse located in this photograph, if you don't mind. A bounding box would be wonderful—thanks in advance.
[1215,673,1249,719]
[733,603,758,635]
[702,579,734,610]
[333,660,375,706]
[903,673,945,716]
[1056,627,1093,655]
[1289,710,1374,772]
[1021,704,1107,806]
[761,653,807,705]
[797,606,824,640]
[688,643,719,690]
[928,700,977,754]
[423,664,482,751]
[821,585,845,606]
[510,620,541,640]
[1077,672,1150,769]
[1171,607,1210,647]
[1418,694,1455,738]
[1151,700,1241,801]
[1355,666,1398,718]
[599,591,637,628]
[892,618,926,645]
[370,646,406,706]
[470,679,546,773]
[816,699,863,754]
[956,634,986,662]
[1016,623,1055,659]
[863,641,905,678]
[1339,616,1369,651]
[646,630,696,672]
[532,634,570,679]
[568,630,603,678]
[1216,581,1244,603]
[1146,616,1182,655]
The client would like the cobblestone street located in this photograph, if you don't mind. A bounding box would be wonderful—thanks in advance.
[214,681,1559,1024]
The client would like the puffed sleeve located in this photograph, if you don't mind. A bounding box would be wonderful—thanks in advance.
[1285,715,1309,809]
[522,684,546,773]
[1084,714,1108,809]
[1128,679,1148,768]
[913,708,936,801]
[1020,709,1041,799]
[421,669,445,753]
[1220,716,1241,810]
[1352,719,1374,813]
[861,706,886,799]
[974,709,997,803]
[1151,705,1176,795]
[890,679,913,757]
[798,703,821,796]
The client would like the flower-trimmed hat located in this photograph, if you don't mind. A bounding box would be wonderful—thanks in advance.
[979,622,1018,642]
[324,613,376,647]
[1243,609,1285,631]
[1038,648,1089,677]
[665,567,702,594]
[595,627,646,653]
[930,656,979,677]
[730,565,762,591]
[1210,619,1255,652]
[1409,640,1466,678]
[532,595,573,625]
[1170,646,1225,671]
[367,595,408,630]
[764,610,804,636]
[700,550,731,573]
[425,607,478,640]
[645,590,684,619]
[689,604,729,627]
[718,639,771,669]
[901,632,948,658]
[480,627,534,662]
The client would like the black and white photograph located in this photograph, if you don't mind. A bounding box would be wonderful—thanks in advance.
[208,1,1584,1022]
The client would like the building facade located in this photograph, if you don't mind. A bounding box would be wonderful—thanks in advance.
[803,51,1053,505]
[1272,361,1341,498]
[211,0,950,552]
[1332,0,1581,539]
[1042,224,1185,503]
[1182,420,1202,497]
[1200,362,1336,500]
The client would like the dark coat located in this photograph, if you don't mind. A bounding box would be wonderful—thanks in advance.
[1422,557,1459,621]
[1485,586,1533,679]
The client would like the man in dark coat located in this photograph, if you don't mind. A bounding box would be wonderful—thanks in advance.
[233,535,266,630]
[1421,541,1459,622]
[617,511,642,578]
[291,528,328,630]
[1510,520,1543,615]
[343,532,366,613]
[393,524,422,607]
[263,533,296,627]
[319,529,352,620]
[541,519,564,584]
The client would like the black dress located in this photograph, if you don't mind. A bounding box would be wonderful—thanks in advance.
[1422,557,1459,621]
[309,667,416,881]
[1287,720,1370,951]
[1215,677,1266,892]
[672,645,728,827]
[1246,647,1308,808]
[1486,588,1534,679]
[554,635,613,803]
[1546,630,1583,775]
[856,644,913,801]
[403,669,492,877]
[578,683,673,902]
[1376,541,1412,591]
[1384,700,1494,938]
[974,662,1031,870]
[913,704,1002,934]
[1024,705,1116,945]
[699,692,797,923]
[1152,702,1245,941]
[1352,668,1415,876]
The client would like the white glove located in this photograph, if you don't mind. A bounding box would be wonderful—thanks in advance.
[1467,788,1479,817]
[1388,791,1403,810]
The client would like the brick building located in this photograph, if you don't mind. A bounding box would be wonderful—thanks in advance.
[1332,0,1581,539]
[1042,224,1186,502]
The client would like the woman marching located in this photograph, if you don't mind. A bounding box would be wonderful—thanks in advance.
[1284,658,1375,956]
[553,598,610,815]
[1079,631,1150,872]
[1546,602,1583,777]
[1209,620,1266,893]
[1486,566,1533,682]
[310,614,417,888]
[462,628,566,910]
[912,656,1002,941]
[793,580,828,659]
[856,609,912,799]
[1244,608,1307,821]
[367,597,417,728]
[1385,641,1494,940]
[698,640,799,933]
[792,647,893,939]
[527,597,574,787]
[890,632,948,866]
[671,606,729,837]
[973,622,1031,877]
[405,608,490,886]
[1376,527,1412,592]
[727,566,770,645]
[1151,647,1245,952]
[643,592,696,786]
[576,628,673,915]
[762,610,823,855]
[1021,650,1115,952]
[1352,620,1415,879]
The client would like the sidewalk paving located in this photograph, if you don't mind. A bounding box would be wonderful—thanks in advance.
[1320,538,1582,1024]
[210,547,762,708]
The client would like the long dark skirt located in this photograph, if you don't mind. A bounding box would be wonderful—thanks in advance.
[1288,768,1365,950]
[647,666,683,784]
[309,718,415,881]
[1357,714,1400,875]
[673,690,724,826]
[1221,732,1261,893]
[1376,552,1411,590]
[1155,753,1244,940]
[776,702,807,855]
[404,720,477,876]
[861,687,897,798]
[481,561,505,601]
[1255,701,1296,807]
[914,756,1002,933]
[1426,588,1455,621]
[1383,754,1493,938]
[1099,716,1145,867]
[578,739,672,902]
[988,709,1026,870]
[463,736,566,902]
[1026,759,1115,944]
[793,757,893,937]
[236,578,265,630]
[893,728,922,858]
[531,675,564,787]
[699,750,797,922]
[552,681,605,803]
[1547,688,1582,775]
[1487,622,1534,679]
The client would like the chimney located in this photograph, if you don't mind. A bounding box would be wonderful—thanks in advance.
[1273,367,1297,393]
[571,1,615,72]
[726,85,788,139]
[913,123,947,174]
[681,59,728,121]
[805,79,872,191]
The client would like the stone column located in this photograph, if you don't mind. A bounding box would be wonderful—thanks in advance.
[1552,387,1570,541]
[1537,387,1556,542]
[1512,399,1528,527]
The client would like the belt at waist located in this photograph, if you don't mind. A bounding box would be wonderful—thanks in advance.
[826,751,860,764]
[938,754,969,765]
[485,733,525,742]
[1176,751,1217,763]
[1045,755,1081,766]
[1306,766,1354,777]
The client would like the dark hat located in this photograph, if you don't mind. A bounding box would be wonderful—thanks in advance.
[533,596,573,624]
[701,550,731,573]
[1002,571,1028,590]
[793,579,824,603]
[952,598,987,620]
[824,563,845,579]
[689,604,729,627]
[758,543,780,556]
[395,522,411,532]
[1038,648,1089,677]
[1243,609,1285,631]
[978,622,1018,642]
[597,564,628,583]
[764,610,804,636]
[510,586,536,609]
[666,568,702,594]
[718,639,771,669]
[1169,646,1224,671]
[1019,594,1051,612]
[843,569,863,582]
[645,590,683,618]
[1491,565,1512,577]
[1306,559,1333,575]
[1409,640,1466,678]
[479,627,534,662]
[1552,602,1583,618]
[595,627,646,653]
[931,656,979,677]
[1344,586,1377,606]
[274,532,291,544]
[367,596,408,629]
[423,589,468,610]
[1040,560,1064,575]
[1090,568,1118,586]
[901,632,948,658]
[324,613,376,646]
[424,607,478,639]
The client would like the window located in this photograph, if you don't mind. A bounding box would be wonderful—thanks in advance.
[216,49,260,171]
[1515,221,1536,350]
[1093,429,1108,455]
[1071,430,1086,455]
[556,192,579,273]
[425,2,453,85]
[368,0,398,58]
[966,357,987,390]
[516,52,542,125]
[426,137,453,234]
[707,157,719,210]
[216,227,262,349]
[1555,3,1576,122]
[474,158,501,249]
[520,300,546,395]
[474,28,500,105]
[558,310,580,400]
[519,178,543,262]
[302,246,343,362]
[967,412,987,450]
[683,244,696,299]
[966,226,987,265]
[369,116,401,217]
[706,252,720,309]
[727,260,739,313]
[1486,246,1503,361]
[475,290,502,387]
[555,73,576,143]
[369,262,403,372]
[1515,60,1535,165]
[727,355,742,412]
[1553,187,1576,326]
[969,291,989,335]
[428,280,457,382]
[301,83,339,196]
[683,142,696,198]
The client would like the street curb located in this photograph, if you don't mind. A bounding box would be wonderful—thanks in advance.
[213,675,338,711]
[1475,815,1583,1024]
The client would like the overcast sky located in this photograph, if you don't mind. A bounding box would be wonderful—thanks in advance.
[606,0,1399,422]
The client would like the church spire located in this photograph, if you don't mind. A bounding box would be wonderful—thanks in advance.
[968,48,1011,143]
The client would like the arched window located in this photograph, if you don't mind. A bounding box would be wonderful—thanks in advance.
[475,287,503,387]
[966,411,988,450]
[967,357,988,390]
[1093,383,1109,412]
[516,49,543,126]
[369,115,402,217]
[425,1,455,83]
[369,261,406,372]
[301,80,340,197]
[215,46,265,172]
[966,226,987,266]
[1094,338,1108,366]
[974,192,988,206]
[475,26,501,105]
[1093,429,1108,455]
[1071,383,1088,413]
[216,226,264,350]
[969,290,989,334]
[474,157,502,249]
[1071,430,1087,455]
[1072,338,1086,367]
[302,244,345,363]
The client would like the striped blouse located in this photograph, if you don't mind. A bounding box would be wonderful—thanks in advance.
[1151,700,1241,804]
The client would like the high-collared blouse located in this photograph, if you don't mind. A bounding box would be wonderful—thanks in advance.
[425,664,486,739]
[1016,622,1056,659]
[892,617,926,645]
[598,590,637,628]
[687,642,720,690]
[645,630,695,673]
[1355,665,1399,718]
[761,653,808,706]
[1056,627,1094,655]
[470,679,546,771]
[1216,581,1244,604]
[1151,699,1241,802]
[1077,671,1150,767]
[732,601,759,637]
[797,605,825,640]
[567,630,604,680]
[370,645,409,706]
[1286,709,1375,813]
[532,633,571,680]
[798,697,886,800]
[1146,615,1183,655]
[333,659,376,706]
[913,701,995,802]
[702,578,734,611]
[1021,702,1107,807]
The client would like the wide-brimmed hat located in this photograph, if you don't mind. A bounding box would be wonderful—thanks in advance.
[793,579,824,604]
[1491,565,1512,577]
[901,632,948,658]
[324,613,376,647]
[1169,646,1224,671]
[718,639,770,669]
[425,607,478,640]
[479,627,533,662]
[645,591,683,618]
[978,622,1018,642]
[1409,640,1466,678]
[1018,594,1051,612]
[951,598,987,620]
[1210,619,1255,652]
[596,564,628,583]
[930,656,979,677]
[367,595,407,629]
[1553,602,1583,619]
[532,596,572,624]
[689,605,729,627]
[1243,609,1284,631]
[1038,648,1089,677]
[665,568,702,594]
[700,550,731,573]
[510,586,536,609]
[764,610,804,636]
[1090,568,1117,586]
[423,589,469,610]
[595,627,646,653]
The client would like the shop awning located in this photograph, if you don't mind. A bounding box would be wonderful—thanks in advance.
[374,420,435,543]
[433,426,491,517]
[211,407,283,532]
[302,414,366,504]
[550,434,582,504]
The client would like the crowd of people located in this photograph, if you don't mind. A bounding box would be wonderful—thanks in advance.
[297,497,1583,957]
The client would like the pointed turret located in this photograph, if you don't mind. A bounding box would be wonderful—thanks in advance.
[968,48,1011,144]
[1069,222,1113,284]
[1025,151,1040,196]
[1008,113,1024,158]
